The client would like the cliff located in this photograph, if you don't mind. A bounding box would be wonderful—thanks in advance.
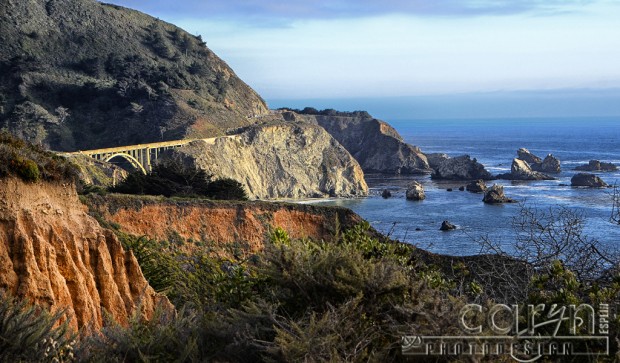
[0,178,170,330]
[285,110,430,174]
[0,0,268,150]
[83,193,368,255]
[161,123,369,199]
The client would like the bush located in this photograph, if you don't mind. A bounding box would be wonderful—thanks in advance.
[0,290,74,362]
[110,163,248,200]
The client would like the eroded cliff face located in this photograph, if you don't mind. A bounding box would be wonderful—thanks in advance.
[0,179,170,330]
[84,194,366,255]
[296,113,430,174]
[163,123,369,199]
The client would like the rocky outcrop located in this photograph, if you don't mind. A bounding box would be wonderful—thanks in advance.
[295,112,430,174]
[532,154,561,173]
[517,148,542,164]
[575,160,618,172]
[440,221,456,231]
[381,189,392,199]
[405,181,426,201]
[162,124,368,199]
[466,180,487,193]
[483,184,515,204]
[571,173,608,188]
[497,159,554,180]
[431,155,493,180]
[71,155,128,187]
[0,179,170,331]
[83,194,368,256]
[425,153,450,170]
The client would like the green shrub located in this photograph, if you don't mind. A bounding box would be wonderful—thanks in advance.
[11,156,40,182]
[0,290,74,362]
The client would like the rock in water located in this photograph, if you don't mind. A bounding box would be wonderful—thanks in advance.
[425,153,450,169]
[497,159,554,180]
[440,220,457,231]
[431,155,493,180]
[575,160,618,172]
[162,124,369,199]
[406,181,426,200]
[381,189,392,198]
[483,184,515,204]
[517,148,542,164]
[571,173,608,187]
[466,179,487,193]
[532,154,561,173]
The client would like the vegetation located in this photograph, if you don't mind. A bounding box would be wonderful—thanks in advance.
[279,107,372,119]
[0,131,78,183]
[109,163,248,200]
[0,0,265,151]
[0,291,74,362]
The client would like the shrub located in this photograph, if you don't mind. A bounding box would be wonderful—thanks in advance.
[0,290,74,362]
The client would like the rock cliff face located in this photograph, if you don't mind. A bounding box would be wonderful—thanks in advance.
[84,194,367,255]
[162,124,368,199]
[294,112,430,174]
[0,178,170,330]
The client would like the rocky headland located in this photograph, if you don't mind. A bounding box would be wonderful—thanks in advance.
[284,109,431,174]
[159,123,368,199]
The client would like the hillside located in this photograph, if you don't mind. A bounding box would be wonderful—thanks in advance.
[0,0,268,151]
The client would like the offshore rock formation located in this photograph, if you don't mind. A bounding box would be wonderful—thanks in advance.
[162,123,368,199]
[405,181,426,201]
[575,160,618,172]
[293,111,430,174]
[466,179,487,193]
[497,159,554,181]
[517,148,542,164]
[84,194,368,255]
[483,184,516,204]
[0,178,170,330]
[571,173,608,188]
[431,155,493,181]
[425,153,450,170]
[532,154,561,174]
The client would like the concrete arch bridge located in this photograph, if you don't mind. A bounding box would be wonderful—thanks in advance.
[61,138,216,174]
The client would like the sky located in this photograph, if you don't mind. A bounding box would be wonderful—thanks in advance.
[102,0,620,118]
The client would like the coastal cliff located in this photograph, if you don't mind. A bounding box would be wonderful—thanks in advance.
[84,194,367,255]
[161,123,369,199]
[0,178,170,330]
[284,110,430,174]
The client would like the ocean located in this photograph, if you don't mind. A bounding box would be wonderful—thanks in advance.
[317,117,620,256]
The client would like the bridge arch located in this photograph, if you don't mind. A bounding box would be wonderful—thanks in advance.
[104,153,147,174]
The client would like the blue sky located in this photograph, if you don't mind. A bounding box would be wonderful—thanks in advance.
[103,0,620,118]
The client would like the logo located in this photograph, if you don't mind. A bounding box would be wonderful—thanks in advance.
[402,303,610,362]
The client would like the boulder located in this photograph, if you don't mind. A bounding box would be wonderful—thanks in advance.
[425,153,450,169]
[517,148,542,164]
[440,220,457,231]
[483,184,516,204]
[406,181,426,201]
[431,155,493,180]
[496,159,554,180]
[466,179,487,193]
[381,189,392,199]
[532,154,561,173]
[571,173,608,188]
[575,160,618,172]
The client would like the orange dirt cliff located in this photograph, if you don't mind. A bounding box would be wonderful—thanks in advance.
[0,178,171,330]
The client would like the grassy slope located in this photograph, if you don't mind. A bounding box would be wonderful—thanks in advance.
[0,0,268,151]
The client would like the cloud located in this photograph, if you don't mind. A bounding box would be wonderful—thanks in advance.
[103,0,603,23]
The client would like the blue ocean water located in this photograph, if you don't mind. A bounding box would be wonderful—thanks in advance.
[319,117,620,256]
